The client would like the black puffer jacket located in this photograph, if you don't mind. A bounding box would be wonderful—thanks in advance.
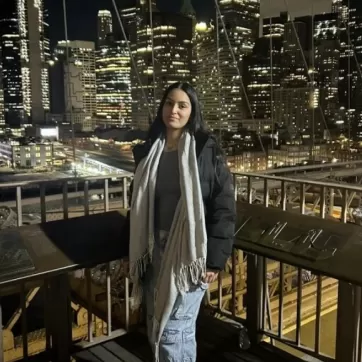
[123,131,236,270]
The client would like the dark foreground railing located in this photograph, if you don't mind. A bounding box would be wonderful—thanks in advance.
[0,172,361,362]
[0,211,130,361]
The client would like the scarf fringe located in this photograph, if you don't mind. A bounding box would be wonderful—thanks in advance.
[175,257,207,292]
[129,250,152,311]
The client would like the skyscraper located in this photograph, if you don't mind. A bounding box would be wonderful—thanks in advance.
[246,36,282,120]
[96,36,132,127]
[0,0,50,126]
[314,13,341,127]
[56,41,97,132]
[194,22,220,128]
[98,10,113,47]
[180,0,196,18]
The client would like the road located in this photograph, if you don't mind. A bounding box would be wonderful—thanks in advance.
[65,147,135,172]
[283,309,336,359]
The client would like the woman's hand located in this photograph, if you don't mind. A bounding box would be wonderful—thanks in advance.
[203,269,219,284]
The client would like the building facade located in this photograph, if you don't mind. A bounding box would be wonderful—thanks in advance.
[0,140,53,168]
[96,37,132,127]
[55,41,97,132]
[0,0,50,126]
[97,10,113,47]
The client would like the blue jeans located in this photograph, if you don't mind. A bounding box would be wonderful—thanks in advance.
[144,231,207,362]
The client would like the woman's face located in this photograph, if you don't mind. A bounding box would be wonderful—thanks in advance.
[162,89,192,131]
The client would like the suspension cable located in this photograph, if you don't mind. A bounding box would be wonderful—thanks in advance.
[149,0,157,119]
[111,0,153,122]
[62,0,76,164]
[311,3,315,158]
[269,1,274,151]
[282,0,331,140]
[214,0,266,156]
[346,0,352,150]
[216,8,222,140]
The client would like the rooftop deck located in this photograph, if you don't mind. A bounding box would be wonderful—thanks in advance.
[0,171,361,362]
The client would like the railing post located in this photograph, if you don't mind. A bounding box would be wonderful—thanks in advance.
[123,177,128,209]
[246,253,264,345]
[0,302,3,362]
[335,282,361,362]
[47,275,72,362]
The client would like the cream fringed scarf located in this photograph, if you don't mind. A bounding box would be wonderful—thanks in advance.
[129,132,207,361]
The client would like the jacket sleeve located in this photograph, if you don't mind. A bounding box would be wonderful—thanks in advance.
[205,155,236,270]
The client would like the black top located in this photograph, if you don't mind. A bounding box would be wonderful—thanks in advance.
[154,149,180,232]
[124,131,236,270]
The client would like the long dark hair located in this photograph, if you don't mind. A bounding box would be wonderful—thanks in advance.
[147,82,207,144]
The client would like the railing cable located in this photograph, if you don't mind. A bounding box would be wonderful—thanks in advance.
[149,0,157,119]
[62,0,76,165]
[216,7,222,141]
[311,3,315,158]
[269,2,274,152]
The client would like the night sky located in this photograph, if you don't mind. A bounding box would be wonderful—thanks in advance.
[46,0,214,47]
[46,0,334,47]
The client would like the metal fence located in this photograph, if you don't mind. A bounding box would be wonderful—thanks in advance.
[0,174,132,361]
[206,171,362,362]
[1,171,362,361]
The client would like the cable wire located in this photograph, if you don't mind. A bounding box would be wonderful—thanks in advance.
[216,8,222,141]
[111,0,153,122]
[282,0,331,140]
[149,0,157,119]
[62,0,76,164]
[269,5,274,152]
[214,0,266,156]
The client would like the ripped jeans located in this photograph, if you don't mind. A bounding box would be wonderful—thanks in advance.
[143,230,207,362]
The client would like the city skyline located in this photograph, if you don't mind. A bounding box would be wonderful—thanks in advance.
[47,0,338,46]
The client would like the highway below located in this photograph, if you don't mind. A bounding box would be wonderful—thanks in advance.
[65,146,135,173]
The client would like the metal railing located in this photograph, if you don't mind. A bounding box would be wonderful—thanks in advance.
[0,173,132,225]
[0,173,133,361]
[1,170,362,361]
[206,171,362,362]
[0,263,131,361]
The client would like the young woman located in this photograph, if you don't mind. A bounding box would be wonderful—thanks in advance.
[128,82,236,361]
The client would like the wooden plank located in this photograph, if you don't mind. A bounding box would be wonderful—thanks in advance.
[103,341,144,362]
[74,349,103,362]
[73,315,293,362]
[88,345,124,362]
